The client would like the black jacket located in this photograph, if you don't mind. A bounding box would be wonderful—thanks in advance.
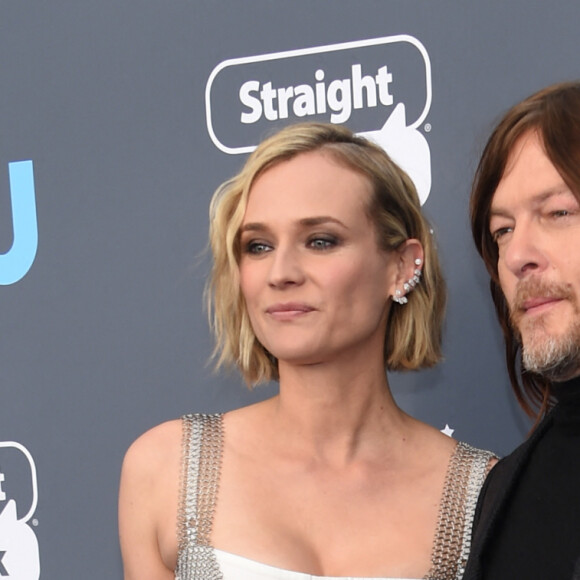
[463,407,580,580]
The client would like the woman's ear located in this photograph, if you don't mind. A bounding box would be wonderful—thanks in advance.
[390,239,424,305]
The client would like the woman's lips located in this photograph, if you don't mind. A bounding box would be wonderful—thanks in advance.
[266,303,315,320]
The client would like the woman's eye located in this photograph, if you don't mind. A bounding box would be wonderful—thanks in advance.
[244,241,272,255]
[308,237,337,250]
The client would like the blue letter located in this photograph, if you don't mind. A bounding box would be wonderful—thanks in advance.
[0,160,38,285]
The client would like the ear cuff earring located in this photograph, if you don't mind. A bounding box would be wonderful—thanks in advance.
[392,258,423,305]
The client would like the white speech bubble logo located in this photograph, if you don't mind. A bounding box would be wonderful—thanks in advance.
[0,441,40,580]
[359,103,431,205]
[206,35,432,203]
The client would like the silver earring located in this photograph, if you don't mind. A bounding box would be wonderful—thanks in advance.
[393,288,408,305]
[395,259,423,304]
[407,259,423,289]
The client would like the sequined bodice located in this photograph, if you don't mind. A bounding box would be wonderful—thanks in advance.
[174,414,494,580]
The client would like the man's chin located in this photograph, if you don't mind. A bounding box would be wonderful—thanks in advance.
[521,335,580,382]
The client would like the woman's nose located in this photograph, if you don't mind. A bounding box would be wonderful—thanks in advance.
[267,245,306,288]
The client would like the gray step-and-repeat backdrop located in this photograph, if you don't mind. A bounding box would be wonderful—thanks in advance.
[1,1,578,578]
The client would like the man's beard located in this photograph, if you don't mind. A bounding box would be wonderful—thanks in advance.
[509,278,580,381]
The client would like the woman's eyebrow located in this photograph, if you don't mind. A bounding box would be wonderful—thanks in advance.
[298,216,348,228]
[240,216,348,233]
[239,222,269,234]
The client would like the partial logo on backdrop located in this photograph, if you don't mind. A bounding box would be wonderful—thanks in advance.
[206,35,433,204]
[441,424,454,437]
[0,160,37,285]
[0,441,40,579]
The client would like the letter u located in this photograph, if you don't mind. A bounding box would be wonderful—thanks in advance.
[0,160,38,285]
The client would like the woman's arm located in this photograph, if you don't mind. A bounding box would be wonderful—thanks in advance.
[119,421,181,580]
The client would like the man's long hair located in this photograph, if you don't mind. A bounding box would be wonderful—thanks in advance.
[471,81,580,423]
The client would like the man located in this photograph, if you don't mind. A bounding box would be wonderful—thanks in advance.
[463,82,580,579]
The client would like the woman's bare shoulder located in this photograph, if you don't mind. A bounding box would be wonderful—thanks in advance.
[415,419,498,472]
[120,419,183,495]
[406,416,458,456]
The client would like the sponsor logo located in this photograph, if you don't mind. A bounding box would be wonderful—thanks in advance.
[206,35,432,203]
[0,442,40,579]
[0,160,38,285]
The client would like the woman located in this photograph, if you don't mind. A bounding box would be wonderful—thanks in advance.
[119,123,495,580]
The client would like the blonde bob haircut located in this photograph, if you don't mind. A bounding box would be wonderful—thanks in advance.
[207,122,446,386]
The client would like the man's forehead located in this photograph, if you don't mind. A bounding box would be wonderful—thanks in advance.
[490,131,564,209]
[501,131,542,182]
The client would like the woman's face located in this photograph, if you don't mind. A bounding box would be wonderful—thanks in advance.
[238,150,399,368]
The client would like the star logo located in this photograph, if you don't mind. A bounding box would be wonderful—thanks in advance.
[441,424,455,437]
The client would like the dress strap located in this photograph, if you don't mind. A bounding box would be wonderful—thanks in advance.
[175,413,224,580]
[427,442,496,580]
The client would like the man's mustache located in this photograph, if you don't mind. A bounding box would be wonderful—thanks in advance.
[509,277,575,330]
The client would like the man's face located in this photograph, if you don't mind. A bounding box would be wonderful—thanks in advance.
[489,131,580,380]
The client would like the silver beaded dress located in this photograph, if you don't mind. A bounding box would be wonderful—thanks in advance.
[175,414,495,580]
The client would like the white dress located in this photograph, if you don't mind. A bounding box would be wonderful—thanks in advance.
[215,548,418,580]
[175,414,494,580]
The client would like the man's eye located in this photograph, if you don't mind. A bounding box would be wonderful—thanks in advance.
[491,227,512,242]
[550,209,570,217]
